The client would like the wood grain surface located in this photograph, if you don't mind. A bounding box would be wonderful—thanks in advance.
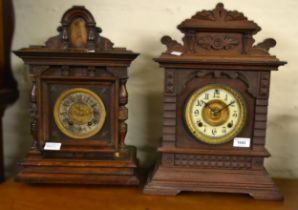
[0,179,297,210]
[145,3,286,199]
[13,6,139,185]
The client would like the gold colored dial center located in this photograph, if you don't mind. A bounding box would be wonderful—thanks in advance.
[202,100,229,126]
[68,103,93,125]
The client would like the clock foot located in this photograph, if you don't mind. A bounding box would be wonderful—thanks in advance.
[144,165,181,195]
[249,190,283,200]
[144,162,283,200]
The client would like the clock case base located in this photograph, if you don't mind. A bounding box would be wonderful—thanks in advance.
[15,146,139,185]
[144,162,282,200]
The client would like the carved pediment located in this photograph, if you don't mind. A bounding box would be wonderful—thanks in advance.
[14,6,139,67]
[45,6,113,51]
[160,3,281,58]
[192,7,247,21]
[178,3,260,33]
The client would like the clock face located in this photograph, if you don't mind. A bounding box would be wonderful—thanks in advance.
[54,88,106,139]
[185,84,246,144]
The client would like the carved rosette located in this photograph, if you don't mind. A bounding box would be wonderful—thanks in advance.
[159,3,282,56]
[148,2,286,199]
[197,34,239,51]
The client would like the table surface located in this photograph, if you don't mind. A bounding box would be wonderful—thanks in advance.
[0,179,297,210]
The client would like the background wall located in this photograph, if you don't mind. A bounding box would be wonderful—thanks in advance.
[4,0,298,178]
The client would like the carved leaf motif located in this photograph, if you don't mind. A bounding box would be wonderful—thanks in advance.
[223,36,240,49]
[192,3,247,22]
[197,35,239,50]
[225,11,247,21]
[197,35,213,50]
[193,10,215,20]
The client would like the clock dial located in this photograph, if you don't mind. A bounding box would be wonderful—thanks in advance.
[54,88,106,139]
[185,84,246,144]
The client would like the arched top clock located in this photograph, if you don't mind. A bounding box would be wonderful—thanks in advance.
[43,6,114,50]
[14,6,139,185]
[145,3,287,200]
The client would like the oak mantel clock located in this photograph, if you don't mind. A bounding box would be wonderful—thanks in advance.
[14,6,139,185]
[144,3,286,200]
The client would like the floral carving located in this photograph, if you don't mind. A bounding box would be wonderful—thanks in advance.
[192,3,247,21]
[197,35,239,50]
[193,10,215,21]
[225,11,247,21]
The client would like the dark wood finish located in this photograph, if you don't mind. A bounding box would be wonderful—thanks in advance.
[0,0,19,182]
[0,179,297,210]
[14,6,139,185]
[144,3,286,200]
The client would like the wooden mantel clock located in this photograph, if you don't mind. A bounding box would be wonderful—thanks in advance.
[144,3,286,200]
[14,6,139,185]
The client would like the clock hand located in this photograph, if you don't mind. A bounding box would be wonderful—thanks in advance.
[214,101,235,114]
[200,100,214,112]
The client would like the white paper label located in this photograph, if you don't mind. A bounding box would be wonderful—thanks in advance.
[44,142,62,151]
[233,137,251,148]
[170,51,183,56]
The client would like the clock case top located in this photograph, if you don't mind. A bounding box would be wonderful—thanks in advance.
[145,3,287,199]
[157,4,285,69]
[14,6,139,185]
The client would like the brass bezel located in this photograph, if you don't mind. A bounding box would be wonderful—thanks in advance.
[184,84,246,144]
[54,88,106,139]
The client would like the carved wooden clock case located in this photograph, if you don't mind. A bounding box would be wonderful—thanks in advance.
[144,3,286,200]
[14,6,139,185]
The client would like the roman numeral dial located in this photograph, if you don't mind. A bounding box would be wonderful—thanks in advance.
[54,88,106,139]
[185,84,246,144]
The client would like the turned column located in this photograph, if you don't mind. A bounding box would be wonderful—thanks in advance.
[119,78,128,149]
